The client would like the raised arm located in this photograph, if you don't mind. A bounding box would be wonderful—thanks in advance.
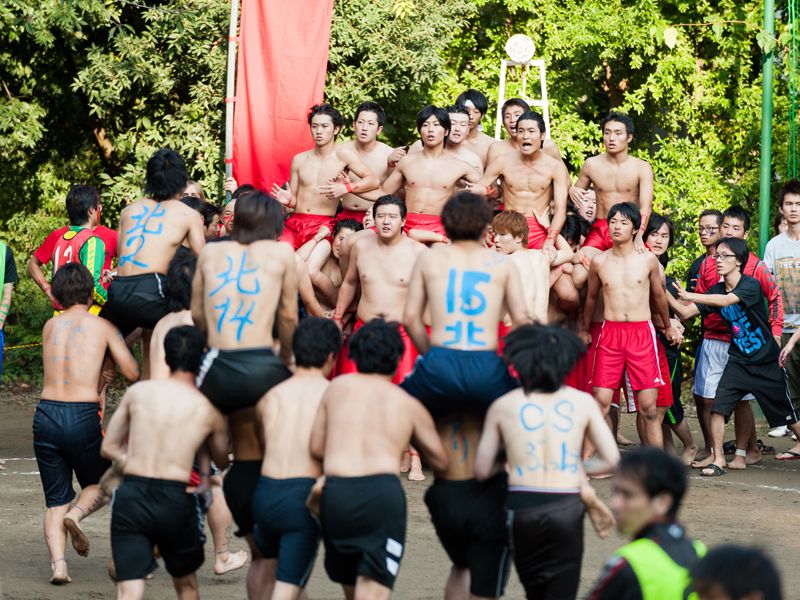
[380,162,406,196]
[633,163,654,253]
[568,162,591,205]
[545,161,570,254]
[472,156,506,195]
[474,407,503,480]
[403,255,430,354]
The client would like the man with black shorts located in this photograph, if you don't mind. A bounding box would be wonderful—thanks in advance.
[34,263,139,584]
[191,190,297,595]
[673,237,800,476]
[402,191,529,419]
[475,324,620,600]
[253,317,342,599]
[102,326,229,599]
[309,319,449,599]
[99,148,205,377]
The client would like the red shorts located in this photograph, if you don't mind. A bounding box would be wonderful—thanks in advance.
[497,322,511,357]
[592,321,664,392]
[403,212,446,237]
[335,208,368,225]
[583,218,611,251]
[621,339,673,411]
[565,323,618,406]
[335,319,419,384]
[526,216,548,250]
[279,213,335,250]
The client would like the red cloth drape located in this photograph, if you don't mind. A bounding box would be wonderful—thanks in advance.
[232,0,334,191]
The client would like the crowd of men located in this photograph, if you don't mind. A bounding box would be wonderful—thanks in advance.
[5,88,791,599]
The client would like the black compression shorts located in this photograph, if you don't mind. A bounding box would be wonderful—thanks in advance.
[424,474,511,597]
[100,273,169,335]
[222,460,261,537]
[320,474,406,590]
[111,475,204,581]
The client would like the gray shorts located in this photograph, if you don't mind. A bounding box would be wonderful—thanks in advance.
[692,339,754,401]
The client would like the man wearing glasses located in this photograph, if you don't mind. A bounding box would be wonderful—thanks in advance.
[672,237,800,476]
[686,210,723,293]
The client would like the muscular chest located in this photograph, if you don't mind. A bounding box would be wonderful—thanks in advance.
[406,161,461,190]
[503,167,551,195]
[299,155,347,186]
[592,164,639,196]
[599,259,647,290]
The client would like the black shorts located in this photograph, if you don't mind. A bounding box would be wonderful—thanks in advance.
[100,273,169,335]
[223,460,261,537]
[320,474,406,590]
[401,347,518,419]
[507,491,585,600]
[111,475,204,581]
[665,353,684,426]
[32,400,110,508]
[713,360,799,427]
[253,476,320,586]
[197,347,291,415]
[424,475,511,597]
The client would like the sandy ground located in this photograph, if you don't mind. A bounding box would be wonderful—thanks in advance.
[1,390,800,599]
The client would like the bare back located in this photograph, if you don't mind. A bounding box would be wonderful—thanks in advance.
[509,250,550,324]
[149,310,193,380]
[117,199,204,276]
[594,249,659,321]
[192,240,297,350]
[579,154,652,219]
[435,414,484,481]
[257,372,328,478]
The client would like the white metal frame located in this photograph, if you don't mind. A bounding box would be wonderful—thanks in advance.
[494,59,550,140]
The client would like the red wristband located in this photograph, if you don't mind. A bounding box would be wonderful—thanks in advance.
[345,182,353,194]
[546,227,559,241]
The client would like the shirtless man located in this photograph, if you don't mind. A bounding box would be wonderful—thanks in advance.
[475,324,620,600]
[486,97,564,165]
[455,89,496,167]
[309,319,449,599]
[102,326,229,600]
[570,113,654,287]
[474,111,579,310]
[272,103,379,250]
[382,106,481,241]
[34,263,139,585]
[336,102,404,223]
[191,191,297,596]
[253,317,342,599]
[303,219,363,310]
[402,192,529,419]
[409,105,483,173]
[583,202,679,448]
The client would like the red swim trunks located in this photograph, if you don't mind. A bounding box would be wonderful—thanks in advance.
[335,318,419,384]
[582,218,612,251]
[620,339,673,411]
[591,321,664,392]
[526,216,548,250]
[335,208,368,225]
[497,322,512,357]
[279,213,335,250]
[403,212,447,238]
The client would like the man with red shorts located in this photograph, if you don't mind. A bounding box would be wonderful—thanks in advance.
[570,113,654,288]
[382,106,481,244]
[271,103,380,250]
[583,202,679,448]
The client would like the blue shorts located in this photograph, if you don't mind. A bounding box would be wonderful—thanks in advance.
[253,476,320,586]
[33,400,110,507]
[0,328,5,382]
[401,347,518,419]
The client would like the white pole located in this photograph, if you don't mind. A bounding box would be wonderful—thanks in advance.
[495,59,508,139]
[223,0,241,203]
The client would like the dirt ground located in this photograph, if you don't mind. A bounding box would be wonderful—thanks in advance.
[1,389,800,600]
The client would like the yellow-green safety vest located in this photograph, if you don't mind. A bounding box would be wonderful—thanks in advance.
[614,537,707,600]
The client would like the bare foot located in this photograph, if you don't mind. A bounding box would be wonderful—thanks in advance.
[399,449,411,473]
[691,453,715,469]
[63,517,90,557]
[746,450,762,465]
[50,558,71,585]
[616,432,635,446]
[581,485,615,539]
[213,550,248,575]
[727,454,747,470]
[408,452,425,481]
[694,448,712,462]
[680,443,698,467]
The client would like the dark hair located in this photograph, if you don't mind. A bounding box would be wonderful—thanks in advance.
[456,89,489,116]
[723,205,751,232]
[644,213,675,268]
[354,101,386,127]
[446,104,471,119]
[164,325,205,374]
[202,201,220,227]
[699,208,723,226]
[503,325,586,393]
[715,237,749,273]
[65,185,100,226]
[607,202,641,232]
[601,112,635,136]
[416,105,451,137]
[562,213,590,246]
[501,97,529,117]
[690,546,782,600]
[307,103,345,130]
[293,317,342,368]
[333,218,363,238]
[441,192,493,241]
[779,178,800,208]
[144,148,189,201]
[774,211,786,236]
[232,191,285,243]
[166,252,196,312]
[516,110,546,134]
[372,195,407,220]
[51,262,93,308]
[179,194,204,216]
[232,184,256,200]
[618,448,687,518]
[348,319,405,376]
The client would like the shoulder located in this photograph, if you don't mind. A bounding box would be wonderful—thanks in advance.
[632,156,653,173]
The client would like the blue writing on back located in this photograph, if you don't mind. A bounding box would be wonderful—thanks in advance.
[519,402,544,432]
[448,419,469,463]
[118,204,166,268]
[443,269,491,348]
[553,400,575,433]
[209,251,261,341]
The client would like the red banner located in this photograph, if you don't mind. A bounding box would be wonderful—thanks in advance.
[232,0,334,191]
